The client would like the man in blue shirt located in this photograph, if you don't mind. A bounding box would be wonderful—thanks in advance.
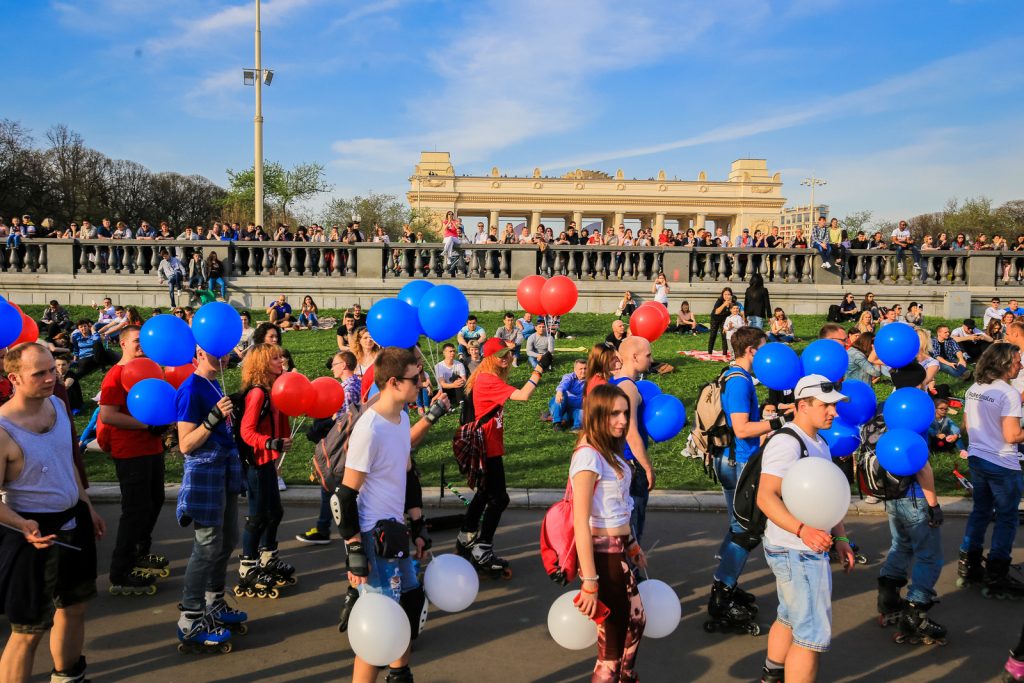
[548,359,586,431]
[456,316,486,355]
[174,346,245,651]
[708,326,787,626]
[266,295,293,329]
[1005,299,1024,317]
[70,319,109,377]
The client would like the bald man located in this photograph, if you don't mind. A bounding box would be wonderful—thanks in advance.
[609,336,655,539]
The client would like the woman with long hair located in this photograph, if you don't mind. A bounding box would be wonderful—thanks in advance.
[707,287,735,355]
[986,318,1004,342]
[915,328,940,391]
[585,342,621,396]
[206,251,227,300]
[352,327,381,401]
[651,273,670,308]
[767,308,795,343]
[743,273,771,330]
[571,383,647,681]
[235,344,295,596]
[856,310,875,335]
[846,331,883,385]
[456,338,549,575]
[252,322,294,371]
[676,301,707,335]
[297,295,319,330]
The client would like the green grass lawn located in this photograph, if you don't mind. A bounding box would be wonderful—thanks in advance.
[19,305,974,496]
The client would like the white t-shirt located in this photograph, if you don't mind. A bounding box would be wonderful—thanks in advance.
[983,306,1003,328]
[724,314,745,335]
[964,380,1023,471]
[344,408,411,532]
[653,284,669,305]
[761,424,833,550]
[434,360,466,385]
[569,446,633,529]
[951,326,982,339]
[890,227,911,243]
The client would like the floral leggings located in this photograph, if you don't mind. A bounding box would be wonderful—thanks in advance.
[592,535,645,682]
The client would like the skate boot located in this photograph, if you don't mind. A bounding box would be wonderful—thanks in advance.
[732,584,758,615]
[893,601,948,645]
[760,665,784,683]
[259,547,297,587]
[982,557,1024,600]
[454,530,478,560]
[177,608,232,654]
[956,549,985,589]
[233,557,280,599]
[704,580,760,636]
[876,576,907,627]
[385,665,415,682]
[134,553,170,579]
[205,592,249,634]
[50,655,88,683]
[1002,654,1024,682]
[338,586,360,633]
[469,543,512,579]
[108,569,158,596]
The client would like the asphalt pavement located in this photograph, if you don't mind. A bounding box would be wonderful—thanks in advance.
[2,499,1020,682]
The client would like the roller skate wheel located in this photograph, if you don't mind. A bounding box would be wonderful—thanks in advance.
[285,576,297,586]
[268,588,280,599]
[955,577,970,589]
[233,586,245,598]
[500,568,513,580]
[108,585,119,595]
[235,623,248,635]
[177,643,188,654]
[747,623,761,636]
[219,642,233,654]
[702,620,717,633]
[145,585,158,595]
[157,568,171,578]
[893,632,907,644]
[246,589,257,598]
[856,554,869,565]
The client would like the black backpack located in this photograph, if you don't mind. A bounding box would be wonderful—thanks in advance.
[827,304,843,323]
[731,426,808,550]
[228,386,272,467]
[854,414,916,501]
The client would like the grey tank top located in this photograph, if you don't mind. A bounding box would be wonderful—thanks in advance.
[0,395,80,516]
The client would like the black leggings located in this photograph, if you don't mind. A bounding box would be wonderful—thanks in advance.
[461,457,509,544]
[707,315,728,354]
[242,462,284,556]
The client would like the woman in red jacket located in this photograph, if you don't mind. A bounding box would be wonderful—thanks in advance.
[235,344,295,598]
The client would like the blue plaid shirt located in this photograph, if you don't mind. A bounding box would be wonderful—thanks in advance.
[176,442,242,528]
[811,225,830,246]
[931,336,963,363]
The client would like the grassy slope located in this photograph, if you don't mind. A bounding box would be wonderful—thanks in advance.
[20,305,973,496]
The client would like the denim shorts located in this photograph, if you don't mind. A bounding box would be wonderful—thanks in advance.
[360,530,419,602]
[764,543,833,652]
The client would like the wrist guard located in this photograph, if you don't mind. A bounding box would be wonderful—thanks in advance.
[202,404,225,431]
[538,351,554,372]
[345,541,369,577]
[424,400,446,425]
[265,438,285,453]
[409,517,431,551]
[768,416,786,431]
[147,424,167,436]
[928,504,944,528]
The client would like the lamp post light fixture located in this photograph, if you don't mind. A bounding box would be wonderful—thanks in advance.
[240,0,275,230]
[801,173,827,225]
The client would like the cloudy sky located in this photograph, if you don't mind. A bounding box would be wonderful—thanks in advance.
[4,0,1023,221]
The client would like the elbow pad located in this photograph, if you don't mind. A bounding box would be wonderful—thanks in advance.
[404,467,423,512]
[335,484,361,540]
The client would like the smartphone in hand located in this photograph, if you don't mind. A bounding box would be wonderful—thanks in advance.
[573,591,611,625]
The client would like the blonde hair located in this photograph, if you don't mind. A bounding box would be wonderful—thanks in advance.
[241,343,283,392]
[465,354,510,393]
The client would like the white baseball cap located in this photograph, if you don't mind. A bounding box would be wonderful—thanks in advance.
[794,374,848,404]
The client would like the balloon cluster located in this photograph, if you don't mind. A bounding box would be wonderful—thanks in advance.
[629,302,671,342]
[635,380,686,442]
[271,372,345,420]
[877,387,932,476]
[0,298,39,349]
[366,280,471,347]
[516,275,578,317]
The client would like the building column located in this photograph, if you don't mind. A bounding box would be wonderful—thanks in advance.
[572,210,583,231]
[695,214,706,232]
[640,215,653,232]
[654,212,665,234]
[530,211,541,234]
[612,212,625,231]
[489,209,500,233]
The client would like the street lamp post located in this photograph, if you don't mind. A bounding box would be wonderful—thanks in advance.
[243,0,274,229]
[801,173,827,228]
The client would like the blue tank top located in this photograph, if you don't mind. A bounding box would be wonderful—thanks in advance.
[608,376,648,461]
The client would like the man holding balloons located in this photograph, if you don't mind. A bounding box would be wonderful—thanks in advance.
[757,375,855,683]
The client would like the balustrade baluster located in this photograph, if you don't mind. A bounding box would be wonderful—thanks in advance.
[954,257,966,284]
[38,244,47,273]
[290,246,302,275]
[233,246,245,276]
[277,247,289,276]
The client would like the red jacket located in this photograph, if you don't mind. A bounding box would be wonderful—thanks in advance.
[241,386,290,467]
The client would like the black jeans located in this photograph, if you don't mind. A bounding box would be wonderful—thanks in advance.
[461,456,509,544]
[243,461,284,556]
[110,452,166,580]
[707,316,728,354]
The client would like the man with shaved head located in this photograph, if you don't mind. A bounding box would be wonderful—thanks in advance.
[609,335,655,540]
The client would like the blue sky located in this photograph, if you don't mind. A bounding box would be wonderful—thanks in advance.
[4,0,1023,222]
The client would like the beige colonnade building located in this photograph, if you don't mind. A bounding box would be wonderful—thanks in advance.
[408,152,786,240]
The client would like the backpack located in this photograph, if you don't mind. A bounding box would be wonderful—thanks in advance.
[827,304,843,323]
[311,393,379,493]
[539,479,578,586]
[228,386,272,467]
[731,426,808,550]
[853,414,915,501]
[452,391,500,491]
[688,366,750,480]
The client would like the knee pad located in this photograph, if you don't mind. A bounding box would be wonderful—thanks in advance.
[399,586,428,640]
[244,513,267,536]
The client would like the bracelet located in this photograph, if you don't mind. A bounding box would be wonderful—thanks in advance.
[796,523,805,538]
[581,585,598,594]
[579,575,599,583]
[527,379,537,387]
[834,536,850,544]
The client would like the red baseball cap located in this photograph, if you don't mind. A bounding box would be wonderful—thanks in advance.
[483,338,510,358]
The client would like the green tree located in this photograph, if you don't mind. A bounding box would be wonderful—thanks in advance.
[321,191,416,238]
[839,210,873,235]
[224,161,331,222]
[942,196,999,237]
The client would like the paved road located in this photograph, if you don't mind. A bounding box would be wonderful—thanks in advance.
[4,501,1019,682]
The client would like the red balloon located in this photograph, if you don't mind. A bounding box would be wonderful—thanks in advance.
[164,363,196,389]
[122,358,164,391]
[271,372,311,417]
[541,275,578,316]
[639,301,670,329]
[516,275,547,315]
[10,314,38,347]
[630,305,668,342]
[307,376,346,419]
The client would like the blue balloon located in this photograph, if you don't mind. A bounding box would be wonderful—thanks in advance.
[367,298,421,348]
[0,300,23,348]
[126,378,178,426]
[636,379,662,404]
[192,302,243,358]
[835,380,877,426]
[800,339,849,382]
[140,315,196,367]
[752,343,801,390]
[882,387,933,433]
[418,285,470,342]
[874,322,919,370]
[367,382,380,400]
[643,394,686,443]
[821,418,861,457]
[398,280,435,308]
[876,429,929,476]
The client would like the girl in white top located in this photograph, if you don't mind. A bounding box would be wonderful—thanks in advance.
[651,273,670,307]
[570,383,647,681]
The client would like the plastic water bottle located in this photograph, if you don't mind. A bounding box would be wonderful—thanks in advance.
[389,566,402,601]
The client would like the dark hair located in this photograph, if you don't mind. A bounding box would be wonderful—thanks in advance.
[975,343,1020,385]
[852,331,874,355]
[49,299,58,306]
[334,350,357,371]
[374,347,418,388]
[504,312,515,319]
[731,326,766,357]
[963,319,975,328]
[253,322,282,344]
[442,342,455,351]
[76,318,91,327]
[467,315,477,322]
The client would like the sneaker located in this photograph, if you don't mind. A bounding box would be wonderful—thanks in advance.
[913,263,921,271]
[277,476,287,491]
[821,262,831,269]
[863,495,881,504]
[295,528,331,545]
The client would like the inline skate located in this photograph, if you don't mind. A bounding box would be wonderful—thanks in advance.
[108,569,157,596]
[893,601,947,646]
[956,549,985,589]
[456,533,512,579]
[876,576,907,627]
[703,580,760,636]
[177,608,232,654]
[133,552,170,579]
[50,655,88,682]
[233,557,280,599]
[259,547,297,587]
[982,558,1024,600]
[206,592,248,634]
[1002,654,1024,682]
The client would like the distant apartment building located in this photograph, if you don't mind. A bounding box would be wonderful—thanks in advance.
[778,204,829,242]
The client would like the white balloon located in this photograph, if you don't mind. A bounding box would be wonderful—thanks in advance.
[781,456,851,532]
[347,592,411,667]
[637,579,681,638]
[423,554,479,613]
[547,591,598,650]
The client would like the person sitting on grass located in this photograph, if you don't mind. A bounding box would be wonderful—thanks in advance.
[494,312,525,367]
[928,395,965,455]
[70,319,112,378]
[585,342,620,396]
[516,311,536,339]
[527,318,555,368]
[266,295,293,329]
[461,341,483,375]
[296,296,319,330]
[838,293,858,322]
[544,359,586,432]
[435,343,467,406]
[767,308,795,343]
[675,301,707,335]
[606,319,629,350]
[457,315,487,355]
[931,325,970,379]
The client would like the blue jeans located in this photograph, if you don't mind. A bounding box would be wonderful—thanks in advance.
[748,316,764,330]
[939,362,969,378]
[960,456,1022,562]
[298,312,318,328]
[6,234,22,250]
[813,243,832,264]
[181,493,239,611]
[360,530,420,602]
[768,333,795,343]
[242,462,283,557]
[714,456,751,587]
[764,543,833,652]
[209,276,226,299]
[891,244,922,268]
[316,487,333,535]
[416,387,430,410]
[549,396,582,429]
[628,460,649,541]
[167,272,183,307]
[881,497,943,603]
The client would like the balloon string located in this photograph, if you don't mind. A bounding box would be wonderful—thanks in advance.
[640,539,660,581]
[290,416,306,440]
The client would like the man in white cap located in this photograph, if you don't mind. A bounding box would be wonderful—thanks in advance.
[756,374,855,683]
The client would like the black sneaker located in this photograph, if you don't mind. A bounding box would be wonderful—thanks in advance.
[295,528,330,545]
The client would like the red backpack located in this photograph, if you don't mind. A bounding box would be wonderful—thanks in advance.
[539,478,578,586]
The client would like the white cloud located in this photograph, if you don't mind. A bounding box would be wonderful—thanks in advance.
[146,0,318,53]
[327,0,404,31]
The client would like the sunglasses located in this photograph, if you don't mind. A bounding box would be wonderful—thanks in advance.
[801,380,843,396]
